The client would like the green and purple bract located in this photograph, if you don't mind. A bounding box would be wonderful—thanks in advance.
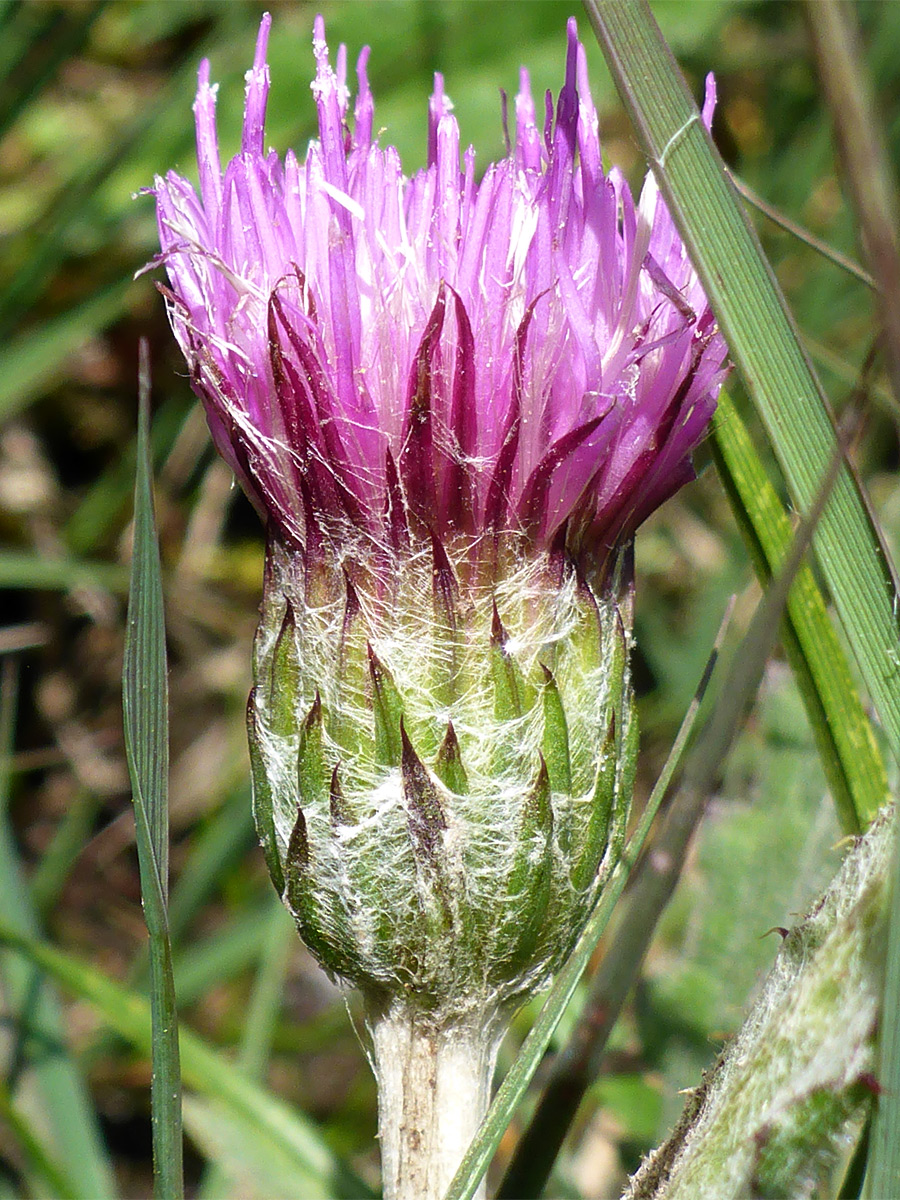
[151,17,728,1031]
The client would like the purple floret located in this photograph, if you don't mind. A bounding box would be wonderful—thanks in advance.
[152,13,728,570]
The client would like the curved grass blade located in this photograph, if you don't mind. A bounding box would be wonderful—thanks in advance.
[865,805,900,1197]
[0,281,132,421]
[805,0,900,408]
[0,658,116,1200]
[123,342,183,1198]
[583,0,900,768]
[0,1075,79,1200]
[0,551,127,592]
[730,175,875,291]
[0,924,375,1200]
[196,898,296,1200]
[711,390,887,834]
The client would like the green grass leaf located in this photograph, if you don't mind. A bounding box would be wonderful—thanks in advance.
[583,0,900,768]
[0,924,376,1200]
[196,898,297,1200]
[0,551,128,592]
[165,783,257,946]
[0,1076,79,1200]
[865,807,900,1197]
[122,343,183,1198]
[711,390,888,833]
[0,282,132,421]
[0,662,116,1200]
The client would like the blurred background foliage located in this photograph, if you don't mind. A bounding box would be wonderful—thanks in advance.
[0,1,898,1196]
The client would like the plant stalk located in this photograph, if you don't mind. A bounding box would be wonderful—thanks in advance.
[369,1005,499,1200]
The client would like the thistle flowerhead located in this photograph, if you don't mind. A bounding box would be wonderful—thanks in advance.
[152,14,727,1026]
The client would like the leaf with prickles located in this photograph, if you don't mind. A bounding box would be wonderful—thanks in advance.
[247,690,284,895]
[400,720,447,867]
[434,722,468,795]
[571,712,617,893]
[490,600,526,720]
[540,665,572,797]
[267,600,300,738]
[501,755,554,975]
[368,644,403,768]
[297,692,328,808]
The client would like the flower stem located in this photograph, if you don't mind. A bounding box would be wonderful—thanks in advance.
[369,1005,499,1200]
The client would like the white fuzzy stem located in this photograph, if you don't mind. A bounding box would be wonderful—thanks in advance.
[370,1008,499,1200]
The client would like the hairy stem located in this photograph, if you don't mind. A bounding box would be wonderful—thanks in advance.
[369,1006,499,1200]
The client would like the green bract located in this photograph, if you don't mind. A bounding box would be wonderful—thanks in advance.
[248,537,636,1021]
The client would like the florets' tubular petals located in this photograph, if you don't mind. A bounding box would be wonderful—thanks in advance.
[153,16,726,564]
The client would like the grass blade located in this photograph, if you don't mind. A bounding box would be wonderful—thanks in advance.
[0,1076,78,1200]
[172,901,280,1007]
[0,658,116,1199]
[805,0,900,406]
[166,783,256,946]
[122,341,183,1198]
[0,552,127,591]
[0,3,104,144]
[196,897,296,1200]
[0,281,132,421]
[0,924,376,1200]
[583,0,900,767]
[865,805,900,1196]
[711,390,887,834]
[730,175,875,291]
[30,789,104,918]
